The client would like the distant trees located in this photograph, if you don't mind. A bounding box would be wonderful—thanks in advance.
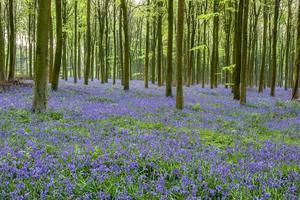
[0,0,298,111]
[32,0,50,112]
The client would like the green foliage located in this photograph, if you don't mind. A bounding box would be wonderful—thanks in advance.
[191,103,204,112]
[222,64,236,74]
[87,96,115,103]
[190,44,207,52]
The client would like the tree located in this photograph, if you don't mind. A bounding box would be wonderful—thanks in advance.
[224,1,232,88]
[157,0,163,87]
[32,0,50,112]
[166,0,173,96]
[113,1,117,85]
[292,0,300,100]
[144,0,150,88]
[120,0,130,90]
[258,0,268,93]
[0,1,5,81]
[84,0,91,85]
[210,0,219,89]
[270,0,281,96]
[51,0,63,91]
[233,0,243,100]
[285,0,292,90]
[8,0,16,80]
[176,0,185,110]
[240,0,249,105]
[74,0,78,83]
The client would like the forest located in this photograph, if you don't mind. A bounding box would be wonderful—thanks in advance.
[0,0,299,199]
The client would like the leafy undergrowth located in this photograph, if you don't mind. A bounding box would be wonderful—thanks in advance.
[0,80,299,199]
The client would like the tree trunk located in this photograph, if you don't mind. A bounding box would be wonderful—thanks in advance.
[0,1,5,81]
[292,0,300,100]
[259,0,268,93]
[32,0,50,112]
[270,0,280,96]
[51,0,63,91]
[151,18,157,84]
[119,7,124,85]
[113,1,117,85]
[240,0,249,105]
[74,0,78,83]
[49,6,54,83]
[144,0,150,88]
[176,0,185,110]
[8,0,16,80]
[157,0,163,87]
[285,0,292,90]
[62,0,67,81]
[84,0,91,85]
[120,0,130,90]
[210,0,219,89]
[224,1,232,88]
[233,0,244,100]
[166,0,173,96]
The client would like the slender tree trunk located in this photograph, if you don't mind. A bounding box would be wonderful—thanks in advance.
[188,3,196,86]
[285,0,292,90]
[176,0,185,110]
[224,2,232,88]
[151,18,157,84]
[119,7,124,85]
[0,2,5,81]
[84,0,91,85]
[202,0,208,88]
[210,0,219,89]
[49,7,54,83]
[259,0,268,93]
[157,0,163,87]
[51,0,63,91]
[78,32,81,80]
[166,0,173,95]
[240,0,249,105]
[292,0,300,100]
[62,0,67,81]
[28,10,33,79]
[233,0,244,100]
[144,0,150,88]
[74,0,78,83]
[113,1,117,85]
[270,0,281,96]
[32,0,50,112]
[249,3,260,88]
[8,0,16,80]
[120,0,130,90]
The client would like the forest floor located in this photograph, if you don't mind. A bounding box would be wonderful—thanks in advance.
[0,80,299,199]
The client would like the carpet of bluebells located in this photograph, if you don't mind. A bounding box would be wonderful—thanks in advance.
[0,80,299,200]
